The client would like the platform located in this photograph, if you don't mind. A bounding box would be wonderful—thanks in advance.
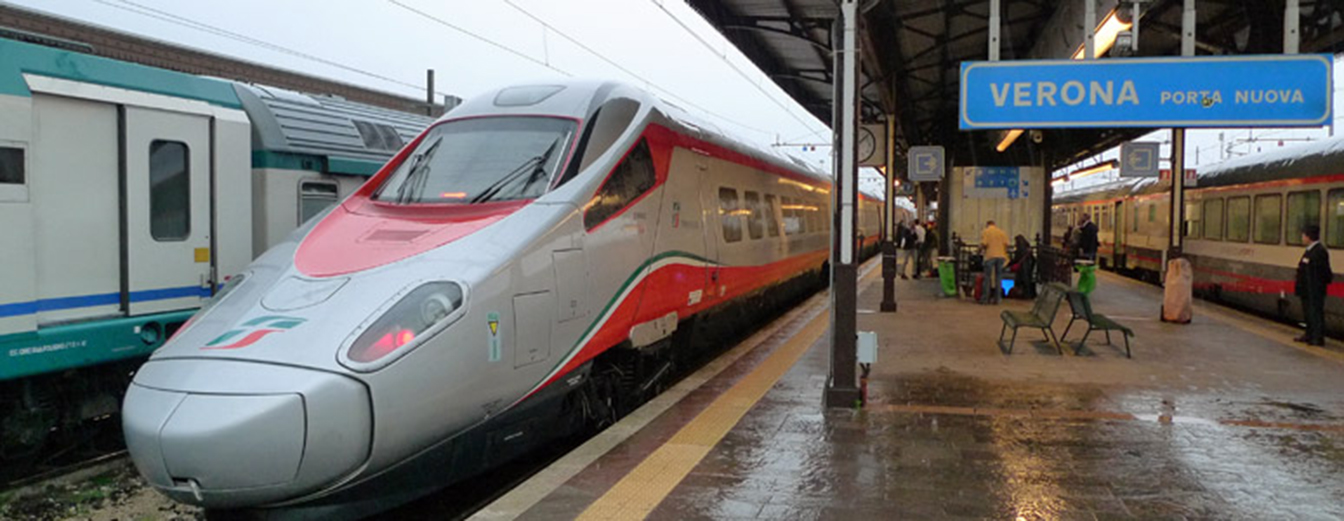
[475,264,1344,520]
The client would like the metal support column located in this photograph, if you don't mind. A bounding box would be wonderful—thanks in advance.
[1285,0,1300,54]
[1084,0,1097,60]
[880,116,897,313]
[1169,0,1195,259]
[988,0,1001,61]
[825,0,861,408]
[426,69,436,116]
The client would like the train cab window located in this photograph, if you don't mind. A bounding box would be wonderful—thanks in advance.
[1327,190,1344,248]
[744,191,765,240]
[562,97,641,188]
[149,140,190,241]
[1287,190,1321,246]
[1203,198,1223,240]
[0,147,23,184]
[1226,196,1251,242]
[1185,202,1201,238]
[719,187,743,243]
[764,194,780,237]
[299,181,340,224]
[375,117,578,204]
[1253,194,1282,244]
[583,139,656,230]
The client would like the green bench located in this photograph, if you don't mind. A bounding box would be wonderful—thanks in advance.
[1061,290,1133,358]
[998,283,1067,354]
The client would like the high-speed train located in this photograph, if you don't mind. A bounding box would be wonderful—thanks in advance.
[1054,136,1344,336]
[0,37,432,467]
[122,80,889,517]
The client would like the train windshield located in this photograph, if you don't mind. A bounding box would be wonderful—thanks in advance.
[373,117,577,204]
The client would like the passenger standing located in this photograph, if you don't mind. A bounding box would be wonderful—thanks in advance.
[1295,224,1332,346]
[912,220,926,279]
[1077,213,1099,261]
[897,220,916,279]
[980,220,1011,304]
[1008,235,1037,299]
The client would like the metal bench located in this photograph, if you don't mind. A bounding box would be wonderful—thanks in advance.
[1061,290,1133,358]
[997,283,1066,354]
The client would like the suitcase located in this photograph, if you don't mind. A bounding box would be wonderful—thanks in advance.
[1162,258,1193,323]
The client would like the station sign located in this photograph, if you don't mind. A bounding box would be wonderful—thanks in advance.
[908,145,944,182]
[1119,142,1160,178]
[959,55,1333,129]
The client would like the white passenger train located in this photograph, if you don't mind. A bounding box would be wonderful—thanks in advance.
[1054,137,1344,335]
[0,38,431,462]
[121,80,890,518]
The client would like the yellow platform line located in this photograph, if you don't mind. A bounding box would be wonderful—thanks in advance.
[576,308,830,521]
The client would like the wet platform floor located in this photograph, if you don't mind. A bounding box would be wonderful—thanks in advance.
[478,268,1344,520]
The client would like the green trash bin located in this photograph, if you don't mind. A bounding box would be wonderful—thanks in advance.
[1075,260,1097,295]
[937,256,957,297]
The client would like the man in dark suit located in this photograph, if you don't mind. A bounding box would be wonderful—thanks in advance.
[1295,224,1332,346]
[1077,213,1099,261]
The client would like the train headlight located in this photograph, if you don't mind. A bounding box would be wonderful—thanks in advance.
[343,281,465,369]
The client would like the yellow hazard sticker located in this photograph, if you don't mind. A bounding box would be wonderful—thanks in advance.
[194,248,211,263]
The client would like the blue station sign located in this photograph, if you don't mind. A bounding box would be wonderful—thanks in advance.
[959,55,1332,129]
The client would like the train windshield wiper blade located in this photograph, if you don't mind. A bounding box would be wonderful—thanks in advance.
[395,137,443,204]
[470,138,562,204]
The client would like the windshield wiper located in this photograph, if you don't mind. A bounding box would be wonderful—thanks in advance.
[470,137,562,204]
[393,137,443,204]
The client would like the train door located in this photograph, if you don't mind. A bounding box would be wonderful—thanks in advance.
[701,163,723,302]
[1113,200,1126,269]
[29,95,121,325]
[123,106,213,316]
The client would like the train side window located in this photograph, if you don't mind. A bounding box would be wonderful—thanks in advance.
[0,147,23,184]
[1203,198,1224,240]
[149,140,190,241]
[782,197,803,235]
[1147,204,1156,223]
[299,181,340,224]
[584,139,656,230]
[1286,190,1321,246]
[1226,196,1250,242]
[1253,194,1282,244]
[744,191,764,240]
[719,187,743,243]
[1328,190,1344,248]
[1185,202,1201,238]
[764,194,780,237]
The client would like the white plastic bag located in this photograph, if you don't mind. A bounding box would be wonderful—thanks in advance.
[1162,258,1193,323]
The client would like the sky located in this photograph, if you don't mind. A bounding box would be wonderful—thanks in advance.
[8,0,1334,200]
[6,0,882,185]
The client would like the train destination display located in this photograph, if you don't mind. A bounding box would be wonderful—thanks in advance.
[959,55,1333,129]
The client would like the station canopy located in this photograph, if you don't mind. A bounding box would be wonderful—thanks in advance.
[687,0,1344,170]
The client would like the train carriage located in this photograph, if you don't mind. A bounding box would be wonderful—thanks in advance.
[1053,137,1344,337]
[0,38,432,463]
[120,80,892,517]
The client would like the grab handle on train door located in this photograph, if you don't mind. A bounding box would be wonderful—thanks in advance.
[711,269,719,283]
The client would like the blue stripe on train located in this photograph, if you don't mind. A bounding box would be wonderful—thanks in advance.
[0,285,212,318]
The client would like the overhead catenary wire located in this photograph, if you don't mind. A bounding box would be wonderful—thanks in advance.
[93,0,449,97]
[648,0,827,139]
[497,0,776,137]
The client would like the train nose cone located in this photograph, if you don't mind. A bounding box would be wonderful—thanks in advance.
[122,360,371,509]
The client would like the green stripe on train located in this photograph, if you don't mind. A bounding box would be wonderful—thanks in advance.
[0,38,242,108]
[0,310,195,380]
